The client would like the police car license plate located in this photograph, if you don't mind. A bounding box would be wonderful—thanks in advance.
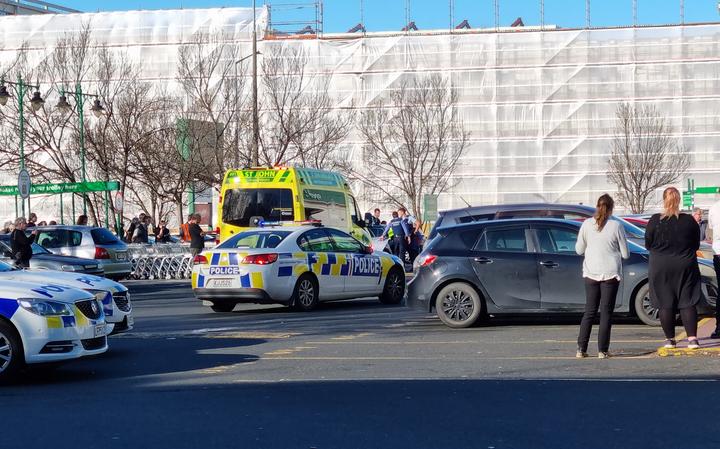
[209,279,233,288]
[94,324,106,338]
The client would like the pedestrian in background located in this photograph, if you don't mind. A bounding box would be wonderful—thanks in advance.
[693,207,708,242]
[76,214,88,226]
[369,208,381,226]
[2,221,13,234]
[645,187,702,349]
[26,213,37,228]
[48,220,57,226]
[188,214,206,257]
[408,219,425,264]
[706,197,720,339]
[132,214,149,244]
[381,211,402,256]
[154,220,171,244]
[10,217,37,268]
[180,214,193,243]
[575,194,629,359]
[125,217,138,242]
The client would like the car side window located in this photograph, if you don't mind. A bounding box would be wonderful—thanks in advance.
[482,227,528,253]
[297,229,334,252]
[69,231,83,246]
[327,228,364,253]
[536,227,578,254]
[38,231,64,248]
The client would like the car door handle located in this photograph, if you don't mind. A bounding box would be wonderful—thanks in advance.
[539,261,559,268]
[473,257,493,264]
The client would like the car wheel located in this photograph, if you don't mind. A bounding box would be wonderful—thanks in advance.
[210,303,236,313]
[435,282,483,328]
[633,283,661,326]
[0,321,23,382]
[379,267,405,305]
[292,275,319,312]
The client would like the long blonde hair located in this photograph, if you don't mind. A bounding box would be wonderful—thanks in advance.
[661,187,681,219]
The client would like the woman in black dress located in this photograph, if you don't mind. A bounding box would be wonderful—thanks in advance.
[645,187,701,349]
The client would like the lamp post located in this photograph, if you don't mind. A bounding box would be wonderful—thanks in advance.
[0,76,45,218]
[56,83,106,216]
[252,0,259,167]
[234,51,261,167]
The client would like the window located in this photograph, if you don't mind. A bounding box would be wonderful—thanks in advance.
[536,227,578,254]
[297,229,334,252]
[349,195,362,225]
[91,228,121,245]
[303,189,347,229]
[37,230,82,248]
[222,188,294,227]
[327,228,364,253]
[483,228,528,252]
[217,231,291,249]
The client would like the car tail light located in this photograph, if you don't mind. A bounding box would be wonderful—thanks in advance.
[193,255,208,265]
[94,247,110,259]
[242,253,278,265]
[418,254,437,267]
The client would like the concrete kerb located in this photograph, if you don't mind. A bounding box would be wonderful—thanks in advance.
[657,318,720,357]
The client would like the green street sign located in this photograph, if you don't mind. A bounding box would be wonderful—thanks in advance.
[682,190,693,208]
[694,187,720,194]
[0,180,120,196]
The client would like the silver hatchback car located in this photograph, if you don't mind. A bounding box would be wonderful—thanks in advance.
[34,226,132,280]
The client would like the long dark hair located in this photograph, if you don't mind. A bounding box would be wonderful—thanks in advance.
[594,194,614,231]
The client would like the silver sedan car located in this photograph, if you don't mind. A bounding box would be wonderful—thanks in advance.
[34,226,132,280]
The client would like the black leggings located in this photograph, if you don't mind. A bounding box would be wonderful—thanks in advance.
[659,307,697,340]
[577,278,619,353]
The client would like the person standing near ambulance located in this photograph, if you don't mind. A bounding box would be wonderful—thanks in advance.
[707,198,720,339]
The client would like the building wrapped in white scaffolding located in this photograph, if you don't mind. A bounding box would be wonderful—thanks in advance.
[1,6,720,220]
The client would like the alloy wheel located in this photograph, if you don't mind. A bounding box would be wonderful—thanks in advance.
[641,293,660,322]
[442,290,475,322]
[298,280,315,307]
[0,332,12,374]
[388,273,404,301]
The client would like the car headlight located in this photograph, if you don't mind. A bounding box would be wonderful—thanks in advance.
[61,265,82,272]
[18,299,74,316]
[87,289,109,302]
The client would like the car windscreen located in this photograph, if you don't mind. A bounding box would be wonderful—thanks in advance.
[91,228,122,245]
[222,188,294,227]
[0,259,15,271]
[217,230,292,249]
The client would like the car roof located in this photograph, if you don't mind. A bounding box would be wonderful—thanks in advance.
[438,203,595,217]
[436,217,582,233]
[34,225,95,231]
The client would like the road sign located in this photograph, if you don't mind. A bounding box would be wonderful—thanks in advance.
[17,169,31,199]
[694,187,720,194]
[423,194,438,222]
[114,191,124,212]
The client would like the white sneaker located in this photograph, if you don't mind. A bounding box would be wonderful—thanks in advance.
[687,339,700,349]
[664,339,676,349]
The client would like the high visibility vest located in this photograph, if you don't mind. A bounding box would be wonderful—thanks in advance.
[180,223,190,242]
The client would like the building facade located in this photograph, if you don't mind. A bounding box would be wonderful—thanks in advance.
[1,7,719,221]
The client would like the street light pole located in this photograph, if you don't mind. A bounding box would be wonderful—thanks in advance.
[56,84,106,217]
[252,0,260,167]
[235,52,260,168]
[0,76,45,218]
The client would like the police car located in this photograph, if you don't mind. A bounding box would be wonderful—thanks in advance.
[192,226,406,312]
[0,260,133,334]
[0,280,108,381]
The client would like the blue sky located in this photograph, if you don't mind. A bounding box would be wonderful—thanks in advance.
[60,1,720,33]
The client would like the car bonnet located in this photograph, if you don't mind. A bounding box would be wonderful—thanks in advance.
[0,280,95,304]
[0,271,125,293]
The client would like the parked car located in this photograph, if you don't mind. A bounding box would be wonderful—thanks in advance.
[33,226,132,280]
[408,218,717,328]
[427,203,647,246]
[621,217,649,230]
[0,280,108,381]
[0,235,104,276]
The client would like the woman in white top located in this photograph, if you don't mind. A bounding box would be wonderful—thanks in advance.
[575,194,630,359]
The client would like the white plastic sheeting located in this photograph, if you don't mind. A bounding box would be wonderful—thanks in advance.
[1,7,720,220]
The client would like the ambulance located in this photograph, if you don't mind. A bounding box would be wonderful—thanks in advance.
[216,167,372,245]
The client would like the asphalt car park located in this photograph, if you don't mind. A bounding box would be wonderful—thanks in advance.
[3,280,719,449]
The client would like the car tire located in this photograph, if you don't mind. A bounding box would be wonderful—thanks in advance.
[0,321,23,382]
[210,303,236,313]
[435,282,483,329]
[292,275,319,312]
[633,283,661,326]
[379,267,405,305]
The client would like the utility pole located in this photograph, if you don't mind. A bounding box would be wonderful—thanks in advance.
[252,0,259,167]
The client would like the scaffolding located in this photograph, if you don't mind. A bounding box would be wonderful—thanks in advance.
[0,0,78,15]
[265,1,323,39]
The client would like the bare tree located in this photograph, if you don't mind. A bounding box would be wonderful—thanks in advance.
[352,74,467,221]
[177,32,249,187]
[608,102,690,214]
[259,45,352,168]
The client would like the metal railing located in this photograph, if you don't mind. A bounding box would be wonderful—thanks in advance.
[125,243,194,280]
